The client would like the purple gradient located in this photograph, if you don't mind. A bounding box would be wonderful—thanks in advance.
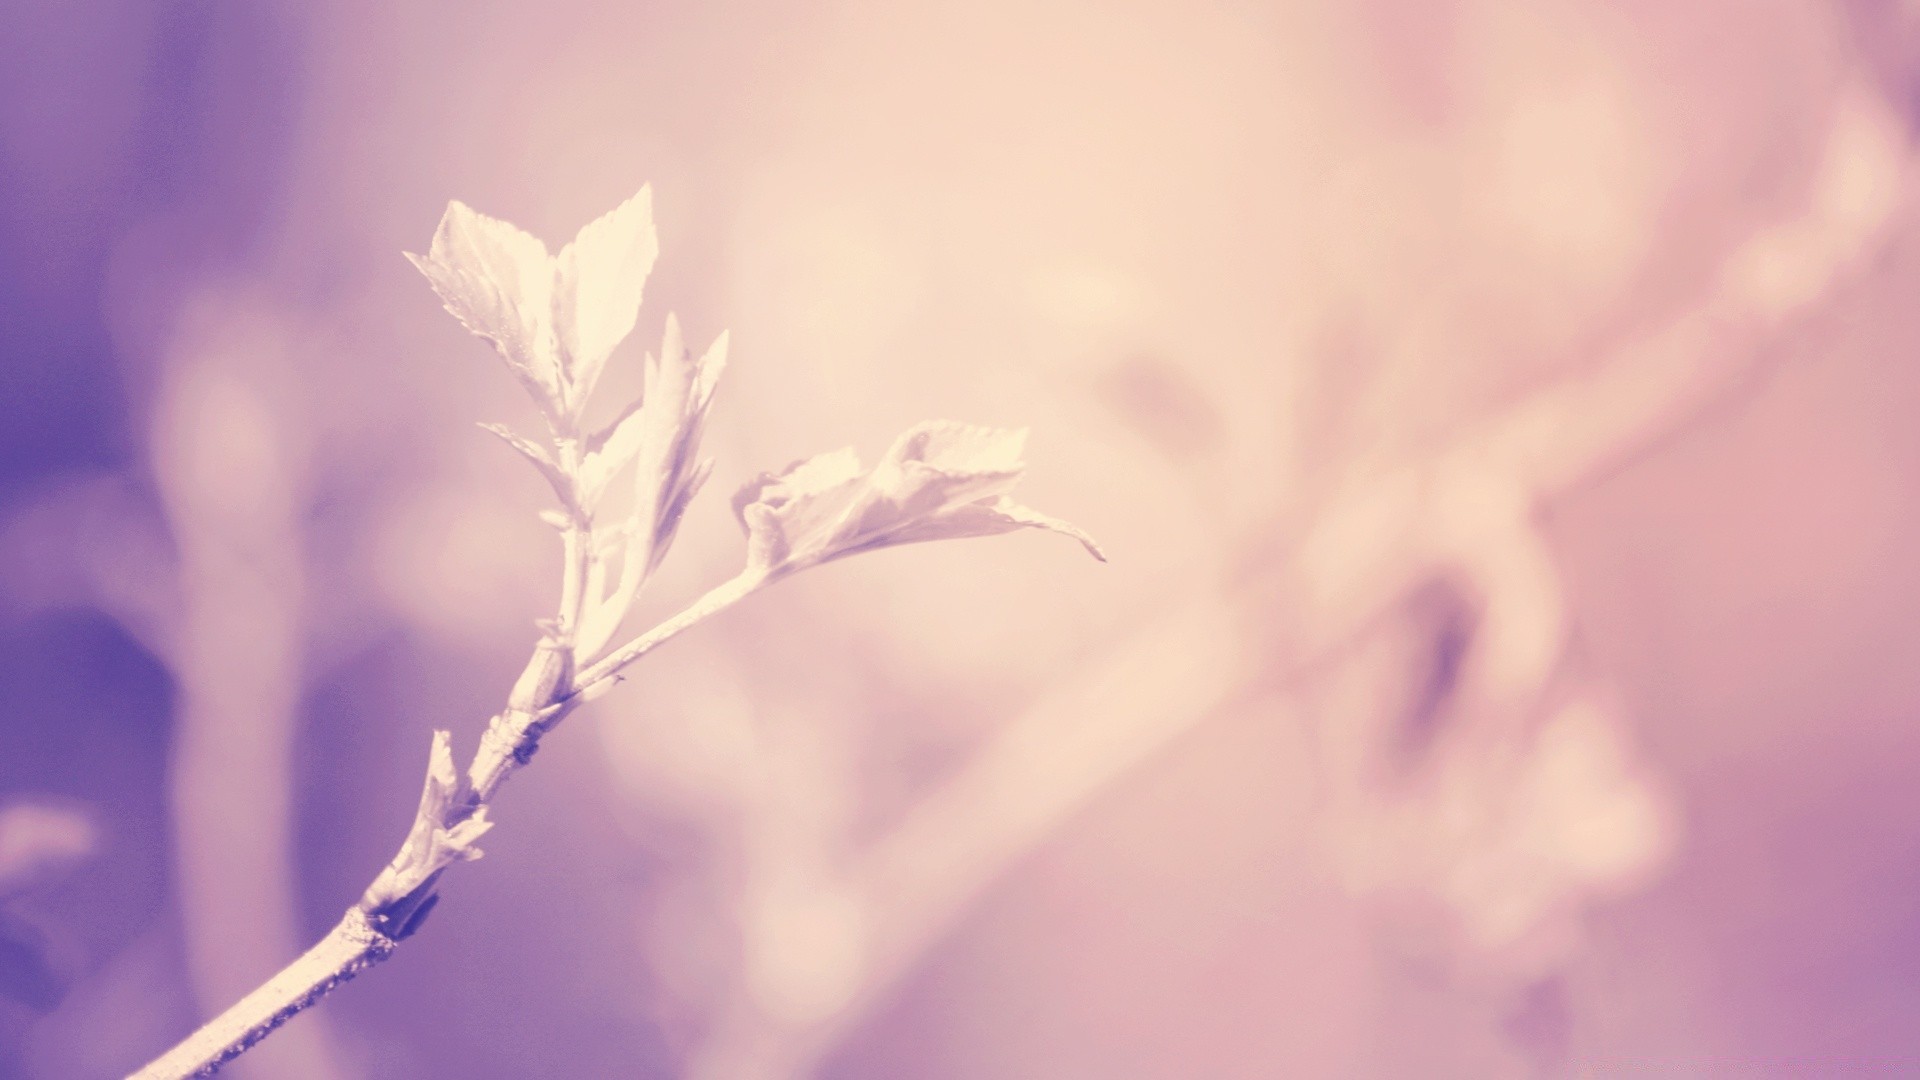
[5,2,1920,1078]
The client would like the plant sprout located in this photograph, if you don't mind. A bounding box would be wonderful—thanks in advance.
[132,186,1101,1080]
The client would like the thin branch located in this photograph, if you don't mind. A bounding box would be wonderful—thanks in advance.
[555,436,591,647]
[131,565,768,1078]
[128,911,394,1080]
[132,185,1101,1079]
[572,569,766,695]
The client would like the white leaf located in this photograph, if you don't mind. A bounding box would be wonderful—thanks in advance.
[655,454,714,563]
[732,421,1105,576]
[879,497,1105,558]
[575,318,730,659]
[579,395,647,510]
[407,201,560,409]
[635,319,728,572]
[552,187,658,410]
[732,447,866,572]
[478,423,575,512]
[398,731,492,880]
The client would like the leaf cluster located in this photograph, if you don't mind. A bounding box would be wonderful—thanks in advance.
[407,187,1103,674]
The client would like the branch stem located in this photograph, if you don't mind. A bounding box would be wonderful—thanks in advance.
[555,437,589,643]
[132,568,765,1078]
[573,569,764,694]
[129,910,395,1080]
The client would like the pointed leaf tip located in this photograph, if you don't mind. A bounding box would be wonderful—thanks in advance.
[478,423,575,511]
[731,422,1097,575]
[574,315,734,660]
[553,187,659,406]
[411,198,562,411]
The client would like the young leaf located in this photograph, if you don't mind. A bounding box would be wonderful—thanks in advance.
[579,396,648,511]
[360,731,494,919]
[632,317,727,575]
[574,318,729,659]
[478,423,577,514]
[411,189,658,426]
[412,731,489,863]
[552,187,658,412]
[731,447,866,572]
[731,421,1105,578]
[406,201,561,412]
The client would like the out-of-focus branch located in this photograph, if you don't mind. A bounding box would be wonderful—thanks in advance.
[684,76,1912,1080]
[1480,81,1907,500]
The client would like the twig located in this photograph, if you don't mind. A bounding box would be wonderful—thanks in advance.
[130,568,758,1080]
[129,912,394,1080]
[130,187,1101,1079]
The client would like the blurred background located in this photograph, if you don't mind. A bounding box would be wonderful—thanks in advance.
[6,0,1920,1076]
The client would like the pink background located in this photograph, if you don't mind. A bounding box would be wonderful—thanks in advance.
[5,1,1920,1076]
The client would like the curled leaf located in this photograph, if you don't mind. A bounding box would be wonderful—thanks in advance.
[731,420,1105,578]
